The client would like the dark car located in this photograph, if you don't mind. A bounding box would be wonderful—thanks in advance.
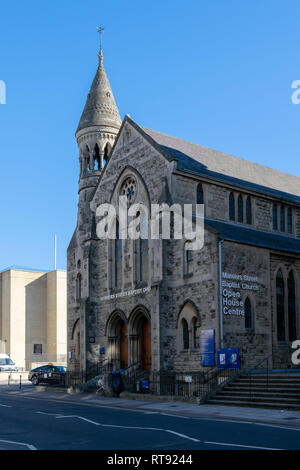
[28,364,67,386]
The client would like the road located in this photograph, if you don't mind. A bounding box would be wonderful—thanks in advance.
[0,386,299,450]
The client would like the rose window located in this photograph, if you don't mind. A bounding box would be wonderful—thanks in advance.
[120,177,137,202]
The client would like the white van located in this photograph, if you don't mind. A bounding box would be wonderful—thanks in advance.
[0,354,18,371]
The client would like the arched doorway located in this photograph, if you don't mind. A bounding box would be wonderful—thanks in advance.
[107,314,128,370]
[141,317,151,370]
[130,309,151,370]
[71,319,80,371]
[119,322,128,369]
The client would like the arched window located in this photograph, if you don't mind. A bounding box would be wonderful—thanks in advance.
[115,220,122,288]
[276,270,285,341]
[273,204,278,231]
[77,331,80,356]
[280,206,285,232]
[85,145,90,173]
[177,302,199,354]
[76,274,82,301]
[94,143,101,171]
[229,193,235,221]
[103,142,111,167]
[245,297,252,330]
[238,195,243,223]
[287,208,293,234]
[140,211,149,282]
[72,319,80,359]
[246,197,252,225]
[192,317,199,349]
[134,210,149,283]
[288,271,297,342]
[184,241,193,275]
[182,319,189,350]
[197,183,204,205]
[139,239,149,281]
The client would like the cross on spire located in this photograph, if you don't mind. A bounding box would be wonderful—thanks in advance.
[97,26,104,52]
[97,26,104,67]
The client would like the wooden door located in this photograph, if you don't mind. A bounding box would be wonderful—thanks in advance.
[120,323,128,369]
[142,319,151,370]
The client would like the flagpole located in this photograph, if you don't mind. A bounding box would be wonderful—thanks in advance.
[54,235,57,271]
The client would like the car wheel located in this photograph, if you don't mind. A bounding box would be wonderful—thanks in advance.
[31,375,39,386]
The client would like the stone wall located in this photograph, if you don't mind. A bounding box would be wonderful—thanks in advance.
[270,253,300,368]
[222,242,272,367]
[159,228,219,372]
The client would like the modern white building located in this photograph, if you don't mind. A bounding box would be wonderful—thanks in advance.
[0,266,67,370]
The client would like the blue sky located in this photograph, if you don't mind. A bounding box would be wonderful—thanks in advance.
[0,0,300,271]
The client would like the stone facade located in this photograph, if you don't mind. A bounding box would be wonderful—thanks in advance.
[67,48,300,374]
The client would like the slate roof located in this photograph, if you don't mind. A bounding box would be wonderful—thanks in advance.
[143,127,300,204]
[204,218,300,254]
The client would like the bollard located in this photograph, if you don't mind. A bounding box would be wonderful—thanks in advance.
[8,374,10,386]
[19,375,22,390]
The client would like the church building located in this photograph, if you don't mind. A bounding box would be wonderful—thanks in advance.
[67,43,300,374]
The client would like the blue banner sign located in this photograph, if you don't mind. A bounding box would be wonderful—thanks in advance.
[201,329,215,366]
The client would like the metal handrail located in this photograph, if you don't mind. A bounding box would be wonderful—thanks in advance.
[246,352,273,374]
[123,359,143,374]
[239,345,300,402]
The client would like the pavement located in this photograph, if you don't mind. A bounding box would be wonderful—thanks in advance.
[2,383,300,428]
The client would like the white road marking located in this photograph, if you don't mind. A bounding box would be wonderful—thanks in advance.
[65,416,100,426]
[52,413,285,446]
[33,409,300,431]
[0,439,37,450]
[160,413,300,430]
[204,440,282,450]
[160,412,190,419]
[36,411,62,416]
[54,414,200,443]
[166,430,200,442]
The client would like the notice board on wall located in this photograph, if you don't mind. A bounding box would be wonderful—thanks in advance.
[201,329,215,366]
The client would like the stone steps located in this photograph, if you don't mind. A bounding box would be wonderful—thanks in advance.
[233,379,300,386]
[206,373,300,410]
[238,375,300,381]
[219,390,300,399]
[226,383,300,391]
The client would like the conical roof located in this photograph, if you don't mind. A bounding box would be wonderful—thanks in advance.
[76,50,122,134]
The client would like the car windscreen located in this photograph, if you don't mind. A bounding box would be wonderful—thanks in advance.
[0,358,14,365]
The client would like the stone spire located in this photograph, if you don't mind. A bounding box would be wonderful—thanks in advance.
[75,34,122,184]
[76,45,122,134]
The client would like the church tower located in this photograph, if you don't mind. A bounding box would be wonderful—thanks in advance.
[75,34,122,226]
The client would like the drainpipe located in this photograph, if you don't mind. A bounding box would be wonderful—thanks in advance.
[218,238,224,348]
